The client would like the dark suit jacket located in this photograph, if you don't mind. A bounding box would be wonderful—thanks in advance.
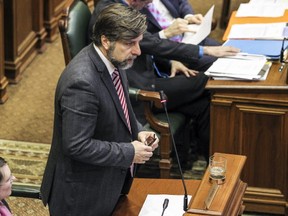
[141,0,194,35]
[40,44,143,216]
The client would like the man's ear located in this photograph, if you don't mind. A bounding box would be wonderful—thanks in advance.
[101,35,110,50]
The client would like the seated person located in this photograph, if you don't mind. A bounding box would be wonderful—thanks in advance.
[0,157,15,216]
[141,0,220,72]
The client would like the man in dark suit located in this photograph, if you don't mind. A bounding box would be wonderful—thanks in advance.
[141,0,220,71]
[89,0,240,163]
[40,4,159,216]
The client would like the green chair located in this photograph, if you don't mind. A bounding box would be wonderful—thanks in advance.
[58,0,188,178]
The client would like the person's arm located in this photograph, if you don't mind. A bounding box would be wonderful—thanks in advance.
[60,78,135,168]
[140,31,200,64]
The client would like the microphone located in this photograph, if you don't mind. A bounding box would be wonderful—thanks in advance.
[161,198,169,216]
[159,90,188,211]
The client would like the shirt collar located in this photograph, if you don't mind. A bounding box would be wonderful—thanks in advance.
[93,44,115,77]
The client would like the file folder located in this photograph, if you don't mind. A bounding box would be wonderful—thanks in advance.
[223,39,288,60]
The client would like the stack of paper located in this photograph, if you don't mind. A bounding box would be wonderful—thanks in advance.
[204,54,270,80]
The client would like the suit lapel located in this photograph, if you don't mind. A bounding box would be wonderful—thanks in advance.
[88,45,132,133]
[141,7,162,30]
[161,0,179,18]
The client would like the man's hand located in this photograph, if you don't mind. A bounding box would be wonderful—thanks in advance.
[131,140,153,164]
[185,14,203,25]
[138,131,159,151]
[170,60,198,77]
[163,18,192,39]
[131,131,159,164]
[203,46,241,57]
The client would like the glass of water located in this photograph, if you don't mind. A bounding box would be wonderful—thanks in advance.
[209,155,227,185]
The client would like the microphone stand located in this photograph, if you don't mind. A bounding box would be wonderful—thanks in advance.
[159,90,188,211]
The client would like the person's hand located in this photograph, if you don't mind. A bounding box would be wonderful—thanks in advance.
[131,140,153,164]
[170,60,198,77]
[185,14,203,25]
[203,46,241,57]
[163,18,191,38]
[138,131,159,151]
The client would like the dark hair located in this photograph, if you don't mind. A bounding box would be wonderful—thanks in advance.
[0,157,7,183]
[92,3,147,46]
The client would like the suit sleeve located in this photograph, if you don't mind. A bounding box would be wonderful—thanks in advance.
[140,31,200,64]
[179,0,194,16]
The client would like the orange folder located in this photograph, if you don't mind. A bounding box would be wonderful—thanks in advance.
[223,10,288,41]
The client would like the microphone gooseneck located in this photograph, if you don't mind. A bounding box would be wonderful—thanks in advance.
[159,90,188,211]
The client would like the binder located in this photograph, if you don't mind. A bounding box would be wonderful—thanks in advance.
[223,39,288,60]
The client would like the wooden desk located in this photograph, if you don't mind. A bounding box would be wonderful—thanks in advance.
[206,63,288,215]
[113,178,200,216]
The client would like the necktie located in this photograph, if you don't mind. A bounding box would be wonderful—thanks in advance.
[112,69,134,176]
[147,3,182,42]
[0,201,12,216]
[112,69,131,133]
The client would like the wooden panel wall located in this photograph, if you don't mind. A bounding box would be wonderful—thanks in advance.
[0,0,8,103]
[44,0,67,42]
[3,0,46,83]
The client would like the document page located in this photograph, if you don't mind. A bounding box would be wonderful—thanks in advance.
[182,5,214,45]
[139,194,192,216]
[236,3,286,17]
[228,22,287,40]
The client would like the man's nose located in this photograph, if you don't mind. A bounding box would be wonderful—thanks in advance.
[132,43,141,56]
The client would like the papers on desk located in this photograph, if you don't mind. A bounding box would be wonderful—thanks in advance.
[249,0,288,7]
[204,54,271,80]
[228,22,287,40]
[236,3,287,17]
[139,194,192,216]
[181,5,214,45]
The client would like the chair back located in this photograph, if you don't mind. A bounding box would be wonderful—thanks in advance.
[58,0,91,65]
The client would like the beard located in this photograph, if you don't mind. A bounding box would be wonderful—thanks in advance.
[107,44,136,70]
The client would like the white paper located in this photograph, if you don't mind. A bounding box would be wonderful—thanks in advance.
[139,194,192,216]
[181,5,214,45]
[228,22,287,40]
[236,3,286,17]
[249,0,288,9]
[204,54,268,80]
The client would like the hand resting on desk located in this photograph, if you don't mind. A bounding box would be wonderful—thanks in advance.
[203,46,240,57]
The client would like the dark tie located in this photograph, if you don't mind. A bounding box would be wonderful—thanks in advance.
[112,69,131,133]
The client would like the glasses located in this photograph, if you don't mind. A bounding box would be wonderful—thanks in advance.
[279,37,288,72]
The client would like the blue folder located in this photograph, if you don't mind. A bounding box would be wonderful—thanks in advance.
[223,39,288,60]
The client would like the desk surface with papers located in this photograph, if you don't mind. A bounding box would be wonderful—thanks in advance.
[205,1,288,214]
[206,63,288,215]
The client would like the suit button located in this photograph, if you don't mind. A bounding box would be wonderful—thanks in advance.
[121,169,126,174]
